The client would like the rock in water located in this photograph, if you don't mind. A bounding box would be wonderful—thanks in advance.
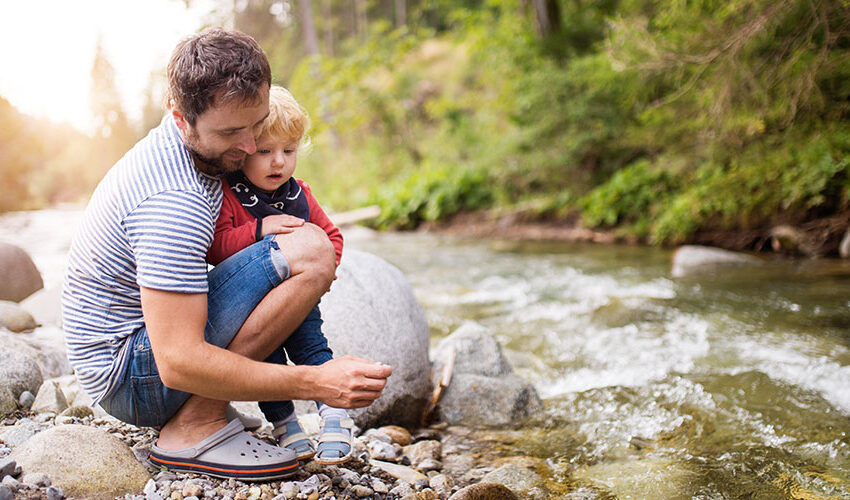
[432,322,542,427]
[481,466,548,498]
[448,483,519,500]
[671,245,761,278]
[321,249,431,429]
[10,424,149,500]
[840,228,850,259]
[0,243,43,303]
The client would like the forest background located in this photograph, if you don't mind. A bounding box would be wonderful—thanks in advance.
[2,0,849,250]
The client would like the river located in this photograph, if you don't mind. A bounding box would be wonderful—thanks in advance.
[2,209,849,498]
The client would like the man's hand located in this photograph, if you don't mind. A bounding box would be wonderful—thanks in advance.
[261,214,305,237]
[313,355,393,408]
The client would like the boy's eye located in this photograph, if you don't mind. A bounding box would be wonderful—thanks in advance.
[284,149,295,154]
[258,149,271,154]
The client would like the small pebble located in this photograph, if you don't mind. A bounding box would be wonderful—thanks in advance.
[247,485,261,499]
[156,471,179,482]
[368,441,397,461]
[18,391,34,409]
[183,483,203,498]
[279,482,298,499]
[351,485,373,498]
[417,458,442,472]
[21,472,51,488]
[370,479,389,494]
[414,478,430,490]
[389,482,414,498]
[306,492,319,500]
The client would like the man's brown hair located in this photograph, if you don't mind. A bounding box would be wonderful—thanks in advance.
[167,28,272,126]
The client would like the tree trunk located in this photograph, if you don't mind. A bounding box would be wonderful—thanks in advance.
[532,0,561,37]
[299,0,320,56]
[395,0,406,28]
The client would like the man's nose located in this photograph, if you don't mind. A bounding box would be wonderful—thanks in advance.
[236,131,257,155]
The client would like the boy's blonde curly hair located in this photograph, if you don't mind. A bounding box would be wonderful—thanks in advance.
[260,86,311,151]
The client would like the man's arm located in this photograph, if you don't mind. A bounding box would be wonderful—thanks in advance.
[140,286,391,407]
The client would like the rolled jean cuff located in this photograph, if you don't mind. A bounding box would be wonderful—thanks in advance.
[268,236,291,281]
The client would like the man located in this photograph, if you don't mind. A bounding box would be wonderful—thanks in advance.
[62,28,391,480]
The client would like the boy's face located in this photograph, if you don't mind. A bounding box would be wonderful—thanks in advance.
[241,135,299,193]
[173,85,270,177]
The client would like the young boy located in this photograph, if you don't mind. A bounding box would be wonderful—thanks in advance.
[207,86,352,465]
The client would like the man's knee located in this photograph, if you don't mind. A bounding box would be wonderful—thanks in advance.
[273,224,336,281]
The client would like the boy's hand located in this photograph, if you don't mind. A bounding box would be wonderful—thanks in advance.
[261,214,305,237]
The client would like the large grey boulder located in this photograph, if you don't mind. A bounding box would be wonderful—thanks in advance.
[10,425,150,500]
[671,245,761,278]
[432,322,542,427]
[0,243,43,303]
[321,249,431,429]
[0,327,70,379]
[0,346,43,405]
[0,301,37,332]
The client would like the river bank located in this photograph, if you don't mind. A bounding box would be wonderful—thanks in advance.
[421,208,850,257]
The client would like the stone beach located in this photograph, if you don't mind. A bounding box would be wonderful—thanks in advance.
[0,210,547,499]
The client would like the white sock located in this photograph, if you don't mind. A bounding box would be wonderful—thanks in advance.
[271,411,298,431]
[317,404,348,422]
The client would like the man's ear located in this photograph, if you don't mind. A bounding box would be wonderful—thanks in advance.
[171,108,189,133]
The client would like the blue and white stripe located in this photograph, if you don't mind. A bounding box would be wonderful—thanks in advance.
[62,115,223,404]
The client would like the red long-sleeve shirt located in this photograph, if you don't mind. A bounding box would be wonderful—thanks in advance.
[207,178,343,266]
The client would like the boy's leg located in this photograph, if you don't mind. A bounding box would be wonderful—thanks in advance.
[158,224,336,450]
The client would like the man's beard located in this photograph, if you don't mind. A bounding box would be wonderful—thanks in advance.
[184,130,245,177]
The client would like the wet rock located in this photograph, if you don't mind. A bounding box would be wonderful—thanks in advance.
[0,301,37,332]
[10,424,149,500]
[433,322,513,378]
[32,380,69,414]
[378,425,413,446]
[448,483,519,500]
[438,373,541,428]
[481,466,547,498]
[403,440,441,466]
[322,249,432,429]
[769,225,817,256]
[0,243,43,303]
[671,245,761,278]
[840,228,850,258]
[433,323,542,428]
[572,456,700,499]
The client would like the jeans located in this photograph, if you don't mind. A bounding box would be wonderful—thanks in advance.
[99,235,332,428]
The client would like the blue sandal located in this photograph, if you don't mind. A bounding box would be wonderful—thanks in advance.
[314,417,354,465]
[273,420,316,461]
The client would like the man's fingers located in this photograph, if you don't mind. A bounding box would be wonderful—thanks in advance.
[361,362,393,379]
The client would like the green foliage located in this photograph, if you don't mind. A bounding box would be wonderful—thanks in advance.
[580,159,679,235]
[371,164,494,229]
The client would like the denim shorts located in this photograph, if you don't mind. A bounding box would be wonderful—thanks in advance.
[100,235,291,428]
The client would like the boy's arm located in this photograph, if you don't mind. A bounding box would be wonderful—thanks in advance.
[207,183,261,265]
[298,180,343,265]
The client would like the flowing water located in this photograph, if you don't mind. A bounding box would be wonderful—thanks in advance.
[3,210,849,498]
[350,230,850,499]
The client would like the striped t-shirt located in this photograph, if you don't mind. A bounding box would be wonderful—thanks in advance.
[62,115,223,404]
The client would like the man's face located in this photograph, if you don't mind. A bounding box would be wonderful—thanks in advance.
[174,85,270,177]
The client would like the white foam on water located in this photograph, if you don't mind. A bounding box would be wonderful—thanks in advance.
[541,315,710,397]
[730,334,850,415]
